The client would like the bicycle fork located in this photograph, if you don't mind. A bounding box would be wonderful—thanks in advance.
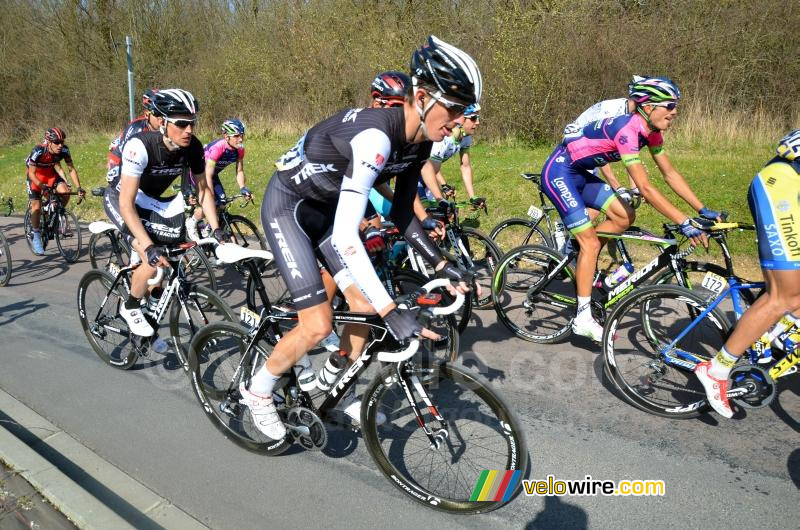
[393,363,449,450]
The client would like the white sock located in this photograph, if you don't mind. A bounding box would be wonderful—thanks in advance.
[249,365,281,395]
[709,347,737,380]
[576,296,592,321]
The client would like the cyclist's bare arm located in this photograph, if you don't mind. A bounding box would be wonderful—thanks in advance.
[119,173,156,251]
[235,157,247,190]
[376,181,394,201]
[194,171,221,230]
[652,152,704,212]
[64,160,81,189]
[203,159,217,196]
[420,159,444,200]
[599,164,623,190]
[627,163,690,225]
[26,165,43,188]
[458,150,477,198]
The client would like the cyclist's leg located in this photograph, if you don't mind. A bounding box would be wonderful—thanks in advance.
[26,178,44,229]
[54,177,70,206]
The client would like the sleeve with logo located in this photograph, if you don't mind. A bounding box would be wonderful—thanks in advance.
[120,137,148,178]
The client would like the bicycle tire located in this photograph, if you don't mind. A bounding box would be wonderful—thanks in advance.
[603,284,732,418]
[180,246,218,293]
[88,231,131,272]
[169,283,236,370]
[55,209,82,263]
[362,362,527,514]
[489,217,552,253]
[391,269,459,363]
[77,269,140,369]
[226,214,267,250]
[459,227,502,310]
[188,321,291,455]
[492,244,575,343]
[0,229,11,286]
[23,208,38,254]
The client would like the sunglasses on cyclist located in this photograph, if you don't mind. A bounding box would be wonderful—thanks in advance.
[429,92,468,114]
[377,98,404,108]
[164,117,197,128]
[51,140,64,145]
[650,101,678,111]
[466,114,480,121]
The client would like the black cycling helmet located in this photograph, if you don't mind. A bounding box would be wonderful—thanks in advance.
[410,35,482,105]
[142,88,159,113]
[371,71,411,104]
[151,88,199,118]
[44,127,66,143]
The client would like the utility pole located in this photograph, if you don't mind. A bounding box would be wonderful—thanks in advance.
[126,36,135,121]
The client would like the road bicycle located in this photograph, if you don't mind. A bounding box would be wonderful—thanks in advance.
[602,222,795,418]
[23,189,83,262]
[490,219,747,343]
[77,238,234,370]
[398,198,501,318]
[87,187,218,293]
[0,197,13,286]
[188,273,526,514]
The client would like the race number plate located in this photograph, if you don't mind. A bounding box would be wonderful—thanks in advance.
[527,205,544,221]
[700,271,726,294]
[240,306,261,327]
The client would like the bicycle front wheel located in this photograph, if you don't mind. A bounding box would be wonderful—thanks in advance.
[492,244,575,343]
[459,227,502,309]
[226,214,267,250]
[55,209,82,263]
[23,208,37,254]
[179,246,218,293]
[188,321,290,455]
[169,284,236,370]
[603,284,732,418]
[489,217,551,253]
[88,231,130,272]
[362,362,527,514]
[77,269,140,369]
[0,229,11,286]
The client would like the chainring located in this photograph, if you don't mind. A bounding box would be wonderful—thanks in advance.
[286,406,327,451]
[729,364,776,409]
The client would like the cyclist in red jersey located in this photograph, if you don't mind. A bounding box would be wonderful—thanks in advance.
[26,127,84,255]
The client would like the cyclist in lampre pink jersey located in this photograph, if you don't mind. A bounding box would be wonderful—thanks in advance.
[541,76,721,342]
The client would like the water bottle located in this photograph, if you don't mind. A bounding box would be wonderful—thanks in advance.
[553,221,567,254]
[146,287,164,316]
[317,350,349,391]
[604,263,635,288]
[293,354,318,392]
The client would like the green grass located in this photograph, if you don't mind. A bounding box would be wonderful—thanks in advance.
[0,132,767,276]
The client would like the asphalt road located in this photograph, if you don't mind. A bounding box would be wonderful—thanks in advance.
[0,215,797,529]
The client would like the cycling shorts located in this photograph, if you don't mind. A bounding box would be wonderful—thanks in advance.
[104,187,186,245]
[26,175,66,199]
[260,175,350,310]
[541,146,617,233]
[747,161,800,270]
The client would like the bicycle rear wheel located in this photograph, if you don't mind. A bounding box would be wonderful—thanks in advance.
[492,244,575,343]
[362,362,527,514]
[489,217,551,253]
[188,321,290,455]
[603,284,732,418]
[226,214,267,250]
[0,229,11,286]
[88,231,130,273]
[459,227,502,309]
[55,209,82,263]
[77,269,140,369]
[169,284,235,370]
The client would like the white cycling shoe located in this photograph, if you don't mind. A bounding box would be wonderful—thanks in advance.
[337,388,386,426]
[120,305,154,337]
[238,383,287,440]
[571,317,603,343]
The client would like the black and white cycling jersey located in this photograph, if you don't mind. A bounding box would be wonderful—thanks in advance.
[262,106,443,310]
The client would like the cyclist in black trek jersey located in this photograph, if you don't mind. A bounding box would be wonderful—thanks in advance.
[239,36,483,440]
[103,88,225,337]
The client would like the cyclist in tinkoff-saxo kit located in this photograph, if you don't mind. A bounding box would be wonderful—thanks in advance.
[694,130,800,419]
[540,76,722,342]
[25,127,85,255]
[184,118,252,241]
[103,88,225,337]
[239,36,481,440]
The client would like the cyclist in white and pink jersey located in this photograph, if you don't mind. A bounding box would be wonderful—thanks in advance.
[541,76,721,342]
[185,119,251,241]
